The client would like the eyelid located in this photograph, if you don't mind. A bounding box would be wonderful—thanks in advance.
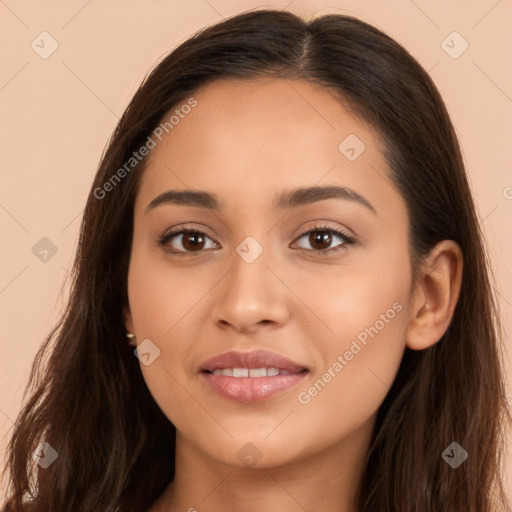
[291,220,357,241]
[160,222,216,240]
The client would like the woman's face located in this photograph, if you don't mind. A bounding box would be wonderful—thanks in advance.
[125,78,414,469]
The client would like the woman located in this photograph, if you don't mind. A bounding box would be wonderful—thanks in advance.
[2,8,510,512]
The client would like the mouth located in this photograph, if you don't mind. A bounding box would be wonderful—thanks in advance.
[199,350,309,403]
[204,367,307,377]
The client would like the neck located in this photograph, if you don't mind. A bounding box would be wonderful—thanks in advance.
[153,415,375,512]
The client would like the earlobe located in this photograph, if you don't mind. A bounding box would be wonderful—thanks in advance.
[405,240,463,351]
[123,305,134,334]
[123,307,137,346]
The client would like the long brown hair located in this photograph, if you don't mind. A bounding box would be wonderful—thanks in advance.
[2,8,510,511]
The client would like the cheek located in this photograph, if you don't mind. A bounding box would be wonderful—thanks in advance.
[297,301,407,408]
[290,253,410,421]
[127,249,211,338]
[286,247,411,353]
[290,299,407,460]
[126,250,216,428]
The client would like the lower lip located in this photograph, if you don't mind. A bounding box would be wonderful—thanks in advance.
[200,371,308,403]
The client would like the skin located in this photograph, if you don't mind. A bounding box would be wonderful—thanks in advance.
[123,78,463,512]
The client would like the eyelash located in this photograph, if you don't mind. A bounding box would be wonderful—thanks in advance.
[157,223,357,257]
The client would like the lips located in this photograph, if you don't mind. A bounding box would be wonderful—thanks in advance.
[199,349,309,403]
[200,349,308,374]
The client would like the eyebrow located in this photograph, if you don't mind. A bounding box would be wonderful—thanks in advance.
[145,185,377,215]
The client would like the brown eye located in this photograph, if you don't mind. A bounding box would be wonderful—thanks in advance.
[158,229,217,255]
[292,225,355,254]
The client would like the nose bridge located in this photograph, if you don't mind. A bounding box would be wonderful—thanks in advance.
[211,233,290,331]
[230,233,276,303]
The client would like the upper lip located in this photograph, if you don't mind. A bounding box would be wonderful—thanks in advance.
[199,349,309,373]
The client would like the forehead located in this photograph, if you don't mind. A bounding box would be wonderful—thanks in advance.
[135,78,401,219]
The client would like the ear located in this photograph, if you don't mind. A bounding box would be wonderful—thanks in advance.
[406,240,463,350]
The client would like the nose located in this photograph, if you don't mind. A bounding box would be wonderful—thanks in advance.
[210,244,291,334]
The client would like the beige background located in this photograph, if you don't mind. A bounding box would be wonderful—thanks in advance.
[1,0,511,502]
